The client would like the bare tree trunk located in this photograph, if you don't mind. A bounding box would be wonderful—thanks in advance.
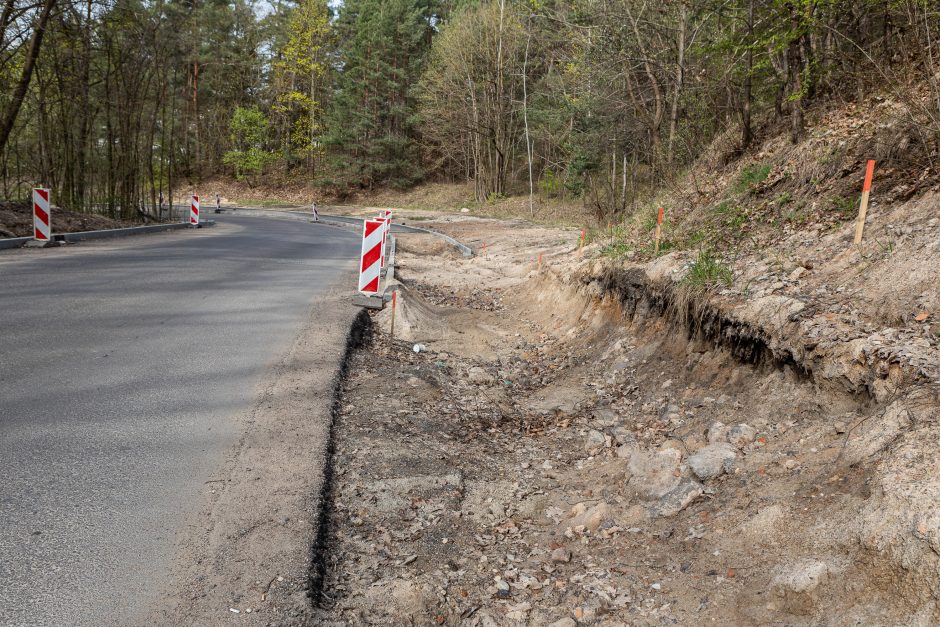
[0,0,17,47]
[0,0,58,156]
[667,2,688,165]
[741,0,754,148]
[787,2,805,143]
[522,16,534,216]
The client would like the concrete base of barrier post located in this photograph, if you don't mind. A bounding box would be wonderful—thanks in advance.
[23,239,61,248]
[353,293,385,310]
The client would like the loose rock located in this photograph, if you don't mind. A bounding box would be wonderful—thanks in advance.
[688,443,737,480]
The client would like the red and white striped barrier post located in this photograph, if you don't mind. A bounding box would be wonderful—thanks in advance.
[375,216,390,268]
[32,188,51,242]
[359,219,384,294]
[382,209,392,252]
[190,195,200,226]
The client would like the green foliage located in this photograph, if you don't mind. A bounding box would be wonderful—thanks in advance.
[224,107,275,182]
[831,195,858,219]
[686,229,709,248]
[270,0,331,168]
[735,163,771,193]
[324,0,436,190]
[683,250,734,289]
[712,201,748,230]
[538,169,563,198]
[601,241,632,258]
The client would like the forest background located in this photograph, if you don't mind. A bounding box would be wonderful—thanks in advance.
[0,0,938,220]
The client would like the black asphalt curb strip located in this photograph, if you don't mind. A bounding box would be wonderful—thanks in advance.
[0,221,215,250]
[308,307,373,605]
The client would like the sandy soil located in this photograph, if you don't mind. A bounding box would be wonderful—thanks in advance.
[314,217,939,626]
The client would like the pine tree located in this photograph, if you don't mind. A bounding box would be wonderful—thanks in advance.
[324,0,438,191]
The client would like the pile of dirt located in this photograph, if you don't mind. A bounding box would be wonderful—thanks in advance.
[0,200,144,237]
[313,216,938,626]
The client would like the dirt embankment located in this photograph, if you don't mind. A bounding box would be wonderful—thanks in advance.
[0,200,148,237]
[312,212,938,626]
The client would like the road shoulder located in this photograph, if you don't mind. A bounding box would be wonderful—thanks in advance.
[149,270,363,625]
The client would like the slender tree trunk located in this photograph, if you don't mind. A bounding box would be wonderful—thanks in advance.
[741,0,754,148]
[787,2,805,143]
[0,0,58,156]
[522,16,533,216]
[667,2,688,165]
[0,0,17,48]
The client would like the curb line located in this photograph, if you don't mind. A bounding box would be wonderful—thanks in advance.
[308,307,373,604]
[0,221,215,250]
[227,208,473,258]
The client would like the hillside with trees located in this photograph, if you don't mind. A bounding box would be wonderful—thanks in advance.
[0,0,937,218]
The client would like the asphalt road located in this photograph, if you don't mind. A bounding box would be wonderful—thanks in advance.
[0,216,359,625]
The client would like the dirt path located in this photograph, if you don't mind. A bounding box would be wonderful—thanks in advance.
[314,222,939,626]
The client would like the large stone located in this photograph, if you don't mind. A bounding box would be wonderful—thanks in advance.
[651,480,703,517]
[728,423,757,448]
[627,448,683,500]
[584,429,607,452]
[567,502,612,532]
[611,425,635,446]
[592,408,619,427]
[706,421,729,444]
[687,443,737,480]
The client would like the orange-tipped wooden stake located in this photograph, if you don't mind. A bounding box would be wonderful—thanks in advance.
[654,207,664,254]
[390,290,398,339]
[854,160,876,245]
[538,252,543,268]
[483,242,487,257]
[580,229,586,247]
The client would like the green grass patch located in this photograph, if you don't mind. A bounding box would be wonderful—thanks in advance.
[601,241,633,258]
[712,200,748,230]
[735,163,771,193]
[831,195,858,219]
[682,249,733,289]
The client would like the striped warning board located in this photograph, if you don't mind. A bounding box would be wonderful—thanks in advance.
[190,195,200,226]
[32,188,51,241]
[375,216,390,268]
[359,219,384,293]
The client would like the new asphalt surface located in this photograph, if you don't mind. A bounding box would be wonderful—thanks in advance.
[0,215,359,625]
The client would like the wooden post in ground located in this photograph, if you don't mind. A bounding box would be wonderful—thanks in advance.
[390,290,398,340]
[854,160,876,245]
[654,207,664,255]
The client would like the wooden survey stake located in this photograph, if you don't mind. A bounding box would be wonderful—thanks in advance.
[654,207,664,254]
[854,160,876,245]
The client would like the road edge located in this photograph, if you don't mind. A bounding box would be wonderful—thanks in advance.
[0,221,216,250]
[307,307,373,601]
[147,271,367,625]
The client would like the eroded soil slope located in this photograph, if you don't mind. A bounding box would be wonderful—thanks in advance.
[315,221,938,626]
